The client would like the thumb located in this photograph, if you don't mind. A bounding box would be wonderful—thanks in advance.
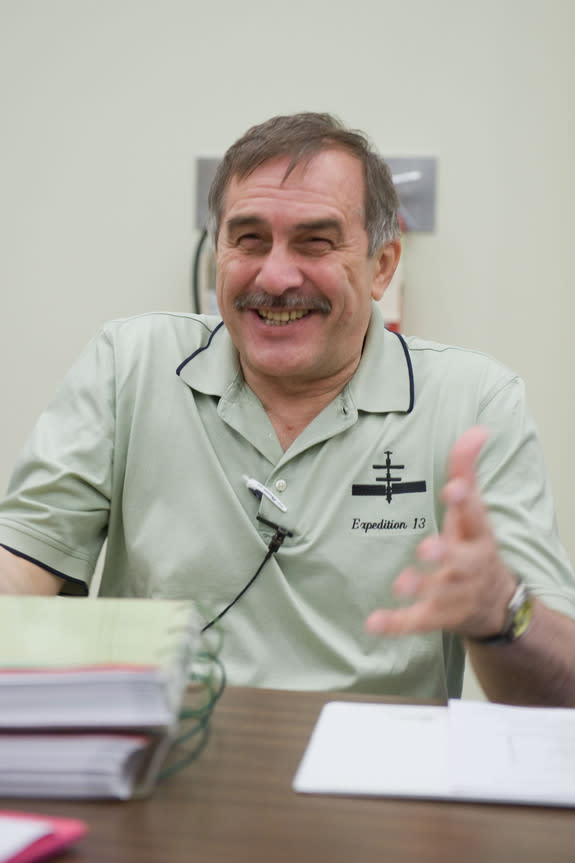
[447,425,489,487]
[442,426,490,541]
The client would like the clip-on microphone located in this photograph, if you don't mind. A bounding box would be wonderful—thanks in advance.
[201,515,293,633]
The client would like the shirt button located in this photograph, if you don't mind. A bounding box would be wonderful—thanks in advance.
[274,479,287,492]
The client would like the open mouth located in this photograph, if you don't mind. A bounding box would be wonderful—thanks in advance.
[257,308,311,326]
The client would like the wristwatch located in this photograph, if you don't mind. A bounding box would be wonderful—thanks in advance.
[474,579,534,646]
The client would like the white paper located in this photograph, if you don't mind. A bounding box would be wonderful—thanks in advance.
[0,815,52,862]
[0,734,152,799]
[293,701,450,798]
[448,699,575,805]
[293,699,575,807]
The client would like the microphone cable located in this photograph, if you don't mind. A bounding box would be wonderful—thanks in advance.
[201,515,293,633]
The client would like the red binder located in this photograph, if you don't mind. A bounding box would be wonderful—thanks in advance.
[0,811,86,863]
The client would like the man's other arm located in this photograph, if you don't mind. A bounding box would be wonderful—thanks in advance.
[0,545,64,595]
[365,427,575,706]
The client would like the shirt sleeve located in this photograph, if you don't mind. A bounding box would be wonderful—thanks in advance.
[0,329,117,594]
[477,374,575,619]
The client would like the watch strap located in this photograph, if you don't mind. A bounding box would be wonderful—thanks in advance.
[473,580,533,646]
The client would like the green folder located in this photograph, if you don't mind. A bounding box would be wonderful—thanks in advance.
[0,597,201,729]
[0,597,219,799]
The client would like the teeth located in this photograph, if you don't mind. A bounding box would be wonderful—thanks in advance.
[258,309,310,325]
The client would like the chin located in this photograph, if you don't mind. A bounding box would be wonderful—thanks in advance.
[247,354,313,380]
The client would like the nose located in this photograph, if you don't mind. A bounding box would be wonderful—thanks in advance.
[253,243,304,295]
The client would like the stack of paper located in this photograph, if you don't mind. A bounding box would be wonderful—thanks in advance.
[293,699,575,808]
[0,597,200,800]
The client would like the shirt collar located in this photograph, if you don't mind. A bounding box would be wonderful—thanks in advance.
[176,305,414,414]
[176,320,241,396]
[347,304,414,414]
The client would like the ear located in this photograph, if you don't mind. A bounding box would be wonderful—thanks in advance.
[370,239,402,302]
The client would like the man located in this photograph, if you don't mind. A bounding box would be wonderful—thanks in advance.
[1,112,574,704]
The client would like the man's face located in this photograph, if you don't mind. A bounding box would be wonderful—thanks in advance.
[215,149,399,393]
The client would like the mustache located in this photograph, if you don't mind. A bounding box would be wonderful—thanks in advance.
[234,293,332,314]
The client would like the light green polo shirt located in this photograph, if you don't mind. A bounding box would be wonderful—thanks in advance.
[1,306,574,698]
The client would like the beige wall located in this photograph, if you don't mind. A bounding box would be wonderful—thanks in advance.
[1,0,573,698]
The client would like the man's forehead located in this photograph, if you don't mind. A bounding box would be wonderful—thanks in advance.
[221,150,366,221]
[231,148,363,188]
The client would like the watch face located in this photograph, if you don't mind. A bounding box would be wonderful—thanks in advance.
[511,594,533,640]
[473,583,533,645]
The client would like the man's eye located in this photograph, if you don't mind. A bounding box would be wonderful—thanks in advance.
[236,234,265,250]
[305,237,333,252]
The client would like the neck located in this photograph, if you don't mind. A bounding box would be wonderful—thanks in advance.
[242,362,359,450]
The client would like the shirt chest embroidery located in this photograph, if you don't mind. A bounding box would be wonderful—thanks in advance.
[350,448,430,534]
[351,450,427,502]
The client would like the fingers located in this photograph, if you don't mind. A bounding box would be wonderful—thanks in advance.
[367,556,469,636]
[365,559,486,637]
[365,425,513,639]
[365,603,434,636]
[365,564,477,635]
[365,531,515,638]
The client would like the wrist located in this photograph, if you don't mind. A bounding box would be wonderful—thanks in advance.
[470,579,534,646]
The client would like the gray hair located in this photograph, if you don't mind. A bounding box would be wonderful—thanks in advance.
[208,112,400,256]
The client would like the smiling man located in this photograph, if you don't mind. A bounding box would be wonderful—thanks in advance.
[1,112,575,706]
[213,147,399,449]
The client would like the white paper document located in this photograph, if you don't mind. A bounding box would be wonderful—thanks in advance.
[293,700,575,807]
[0,815,52,862]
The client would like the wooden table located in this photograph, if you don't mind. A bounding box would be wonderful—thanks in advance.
[2,686,575,862]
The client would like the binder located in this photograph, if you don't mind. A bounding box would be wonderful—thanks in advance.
[0,597,200,728]
[0,810,86,863]
[0,597,203,799]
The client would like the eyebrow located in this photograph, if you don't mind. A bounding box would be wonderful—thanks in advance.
[224,215,267,235]
[225,215,344,234]
[293,219,343,237]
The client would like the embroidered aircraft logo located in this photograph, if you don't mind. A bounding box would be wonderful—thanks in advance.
[352,451,427,503]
